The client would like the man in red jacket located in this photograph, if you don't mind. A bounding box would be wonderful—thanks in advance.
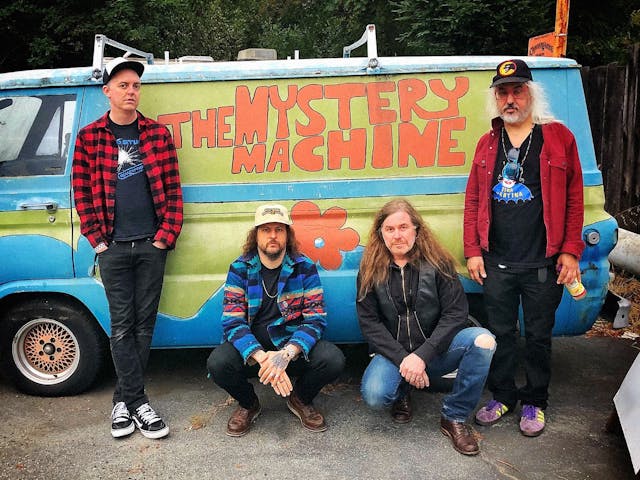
[72,57,183,440]
[463,59,584,437]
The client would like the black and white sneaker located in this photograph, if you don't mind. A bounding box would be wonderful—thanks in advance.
[132,403,169,439]
[111,401,135,438]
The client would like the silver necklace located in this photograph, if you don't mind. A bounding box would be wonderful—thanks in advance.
[261,278,278,299]
[501,126,534,182]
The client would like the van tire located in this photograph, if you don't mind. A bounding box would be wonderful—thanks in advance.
[0,298,106,396]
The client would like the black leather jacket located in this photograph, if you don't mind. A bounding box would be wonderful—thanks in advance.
[357,261,468,366]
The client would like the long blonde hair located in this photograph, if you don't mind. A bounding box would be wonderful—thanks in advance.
[357,198,458,300]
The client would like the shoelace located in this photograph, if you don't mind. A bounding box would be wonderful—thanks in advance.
[135,404,160,424]
[112,402,130,422]
[486,399,504,412]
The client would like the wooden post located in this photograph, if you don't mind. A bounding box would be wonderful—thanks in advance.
[528,0,570,57]
[555,0,570,57]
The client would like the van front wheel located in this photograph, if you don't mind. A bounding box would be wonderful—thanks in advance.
[0,298,106,396]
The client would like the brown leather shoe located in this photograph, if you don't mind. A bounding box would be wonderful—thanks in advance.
[440,417,480,456]
[226,400,261,437]
[391,393,412,424]
[287,392,327,432]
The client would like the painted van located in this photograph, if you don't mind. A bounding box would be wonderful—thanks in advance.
[0,31,617,395]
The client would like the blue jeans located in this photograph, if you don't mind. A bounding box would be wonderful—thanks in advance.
[98,238,168,411]
[361,327,495,423]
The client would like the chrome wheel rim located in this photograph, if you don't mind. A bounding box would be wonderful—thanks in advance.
[12,318,80,385]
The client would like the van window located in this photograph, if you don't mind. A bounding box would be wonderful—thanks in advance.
[0,94,76,177]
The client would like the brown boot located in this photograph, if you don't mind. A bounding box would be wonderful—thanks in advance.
[440,417,480,456]
[287,391,327,432]
[226,399,261,437]
[391,393,412,424]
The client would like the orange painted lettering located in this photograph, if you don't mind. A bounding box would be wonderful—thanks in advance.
[438,117,466,166]
[367,82,397,125]
[397,79,430,123]
[157,112,191,149]
[235,86,268,145]
[232,144,266,174]
[324,83,366,130]
[398,121,438,167]
[371,124,393,168]
[266,140,290,172]
[327,129,366,170]
[191,108,216,148]
[427,77,470,118]
[217,106,234,147]
[269,85,298,139]
[292,136,324,172]
[296,85,325,136]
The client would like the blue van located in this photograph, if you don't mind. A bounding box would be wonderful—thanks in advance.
[0,29,617,395]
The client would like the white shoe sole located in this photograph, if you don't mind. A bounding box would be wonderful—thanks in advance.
[136,424,169,439]
[111,422,135,438]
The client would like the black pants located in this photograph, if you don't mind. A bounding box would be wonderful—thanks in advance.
[482,263,563,410]
[98,238,168,411]
[207,340,345,408]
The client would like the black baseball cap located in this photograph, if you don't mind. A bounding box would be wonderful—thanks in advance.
[102,57,144,85]
[491,59,533,87]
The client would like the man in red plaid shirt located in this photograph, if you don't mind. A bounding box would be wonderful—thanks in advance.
[72,57,183,440]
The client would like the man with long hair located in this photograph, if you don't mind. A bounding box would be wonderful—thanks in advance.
[357,198,496,456]
[464,59,585,437]
[207,204,344,437]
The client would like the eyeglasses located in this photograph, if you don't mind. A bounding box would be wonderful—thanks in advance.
[381,224,416,235]
[495,85,528,100]
[507,147,520,163]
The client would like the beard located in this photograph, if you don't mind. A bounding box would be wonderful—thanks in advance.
[501,103,532,125]
[259,243,284,261]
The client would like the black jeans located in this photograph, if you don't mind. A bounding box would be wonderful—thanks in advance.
[207,340,345,408]
[482,262,563,410]
[98,239,168,411]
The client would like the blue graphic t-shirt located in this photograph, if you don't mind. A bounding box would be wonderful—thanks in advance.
[109,118,157,241]
[486,125,550,268]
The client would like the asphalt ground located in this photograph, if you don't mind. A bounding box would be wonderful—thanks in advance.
[0,336,638,480]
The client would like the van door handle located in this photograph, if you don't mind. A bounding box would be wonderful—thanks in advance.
[20,202,58,213]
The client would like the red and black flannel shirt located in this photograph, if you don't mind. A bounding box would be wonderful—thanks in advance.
[72,111,183,249]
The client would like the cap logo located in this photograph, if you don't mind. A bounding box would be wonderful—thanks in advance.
[498,61,517,77]
[262,207,284,217]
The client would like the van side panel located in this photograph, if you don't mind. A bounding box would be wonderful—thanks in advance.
[0,59,617,349]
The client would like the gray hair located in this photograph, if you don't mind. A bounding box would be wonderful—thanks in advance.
[485,81,557,124]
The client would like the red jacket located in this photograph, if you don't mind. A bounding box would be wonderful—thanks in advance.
[463,118,585,260]
[72,111,183,249]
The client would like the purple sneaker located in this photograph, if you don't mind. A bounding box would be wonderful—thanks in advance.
[475,399,510,426]
[520,404,545,437]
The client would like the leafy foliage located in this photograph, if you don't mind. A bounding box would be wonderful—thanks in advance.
[0,0,638,72]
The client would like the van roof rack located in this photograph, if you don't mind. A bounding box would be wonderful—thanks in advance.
[342,24,378,69]
[92,34,154,82]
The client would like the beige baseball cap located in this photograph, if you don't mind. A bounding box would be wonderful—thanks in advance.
[254,204,292,226]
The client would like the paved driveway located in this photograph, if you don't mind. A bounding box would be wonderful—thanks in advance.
[0,336,637,479]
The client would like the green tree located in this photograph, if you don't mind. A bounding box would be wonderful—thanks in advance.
[391,0,550,56]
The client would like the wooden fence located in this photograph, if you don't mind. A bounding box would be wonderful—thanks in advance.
[581,44,640,219]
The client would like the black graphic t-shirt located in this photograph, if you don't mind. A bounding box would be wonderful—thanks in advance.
[252,265,282,350]
[109,118,157,241]
[486,124,550,268]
